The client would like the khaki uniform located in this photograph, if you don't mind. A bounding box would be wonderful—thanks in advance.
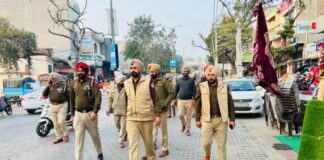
[152,76,173,151]
[43,81,70,139]
[107,85,127,143]
[195,81,235,160]
[124,76,160,160]
[70,77,102,160]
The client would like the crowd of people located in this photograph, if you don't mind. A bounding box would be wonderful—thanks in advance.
[43,59,236,160]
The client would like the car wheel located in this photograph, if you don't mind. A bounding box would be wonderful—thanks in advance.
[36,122,51,137]
[26,109,36,114]
[5,105,12,115]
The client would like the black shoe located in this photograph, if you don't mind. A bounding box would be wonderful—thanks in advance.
[98,153,103,160]
[142,156,147,160]
[181,125,185,132]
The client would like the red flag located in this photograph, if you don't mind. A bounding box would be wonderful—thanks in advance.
[252,1,282,96]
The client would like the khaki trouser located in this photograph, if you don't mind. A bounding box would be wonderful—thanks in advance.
[73,111,102,160]
[114,115,127,143]
[168,105,176,117]
[127,120,155,160]
[49,102,68,139]
[178,99,193,132]
[202,117,228,160]
[153,111,168,151]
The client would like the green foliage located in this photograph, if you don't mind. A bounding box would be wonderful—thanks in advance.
[298,100,324,160]
[277,19,295,39]
[202,16,253,73]
[0,17,37,71]
[124,15,183,73]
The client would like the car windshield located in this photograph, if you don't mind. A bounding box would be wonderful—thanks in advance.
[227,81,256,91]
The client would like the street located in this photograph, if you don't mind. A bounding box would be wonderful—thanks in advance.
[0,95,297,160]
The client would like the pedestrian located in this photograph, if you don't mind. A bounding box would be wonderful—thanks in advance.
[164,73,175,118]
[70,62,103,160]
[171,66,196,136]
[195,66,235,160]
[106,75,127,148]
[148,63,173,157]
[124,59,161,160]
[42,72,70,144]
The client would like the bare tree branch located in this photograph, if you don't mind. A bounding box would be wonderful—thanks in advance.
[192,41,210,52]
[48,29,78,49]
[218,0,234,18]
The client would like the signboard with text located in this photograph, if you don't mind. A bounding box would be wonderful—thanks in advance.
[81,32,93,54]
[169,58,176,67]
[110,44,119,70]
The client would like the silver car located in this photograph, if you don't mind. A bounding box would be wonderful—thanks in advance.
[227,79,264,116]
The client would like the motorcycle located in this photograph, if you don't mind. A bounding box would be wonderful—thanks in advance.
[36,104,72,137]
[0,97,13,116]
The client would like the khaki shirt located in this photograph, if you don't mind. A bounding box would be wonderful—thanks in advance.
[42,81,70,104]
[153,76,174,113]
[107,85,127,115]
[70,77,102,116]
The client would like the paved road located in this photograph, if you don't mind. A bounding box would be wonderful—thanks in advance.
[0,99,297,160]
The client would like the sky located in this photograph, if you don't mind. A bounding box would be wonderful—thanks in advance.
[75,0,220,60]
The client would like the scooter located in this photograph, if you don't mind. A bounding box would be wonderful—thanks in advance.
[0,97,13,116]
[36,104,72,137]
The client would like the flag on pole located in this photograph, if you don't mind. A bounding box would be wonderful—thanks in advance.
[252,1,282,96]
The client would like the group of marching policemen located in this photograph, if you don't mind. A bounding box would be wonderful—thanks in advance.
[43,58,236,160]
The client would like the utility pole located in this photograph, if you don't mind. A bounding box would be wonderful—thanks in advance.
[213,0,218,69]
[109,0,115,44]
[304,0,311,59]
[236,28,243,78]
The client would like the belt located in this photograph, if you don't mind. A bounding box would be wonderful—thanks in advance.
[76,108,93,113]
[51,102,65,105]
[211,114,221,118]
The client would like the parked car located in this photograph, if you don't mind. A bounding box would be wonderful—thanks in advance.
[244,76,267,99]
[21,87,49,114]
[226,79,264,116]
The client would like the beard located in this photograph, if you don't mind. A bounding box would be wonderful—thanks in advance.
[78,74,87,80]
[208,79,216,84]
[117,83,124,88]
[131,71,140,78]
[183,74,189,78]
[150,74,157,79]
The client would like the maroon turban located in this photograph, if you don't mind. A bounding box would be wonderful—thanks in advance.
[76,62,89,73]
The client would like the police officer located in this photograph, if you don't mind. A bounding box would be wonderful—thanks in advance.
[124,59,161,160]
[106,76,127,148]
[148,63,173,157]
[70,62,103,160]
[42,72,70,144]
[195,66,235,160]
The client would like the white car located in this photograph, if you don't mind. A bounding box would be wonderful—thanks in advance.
[227,79,264,116]
[21,87,49,114]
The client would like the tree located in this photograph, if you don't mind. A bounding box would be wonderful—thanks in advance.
[48,0,102,66]
[194,0,305,74]
[0,17,37,71]
[124,15,181,73]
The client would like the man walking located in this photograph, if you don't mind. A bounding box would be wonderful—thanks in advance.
[172,66,196,136]
[148,63,173,157]
[42,72,70,144]
[70,62,103,160]
[106,76,127,148]
[124,59,161,160]
[195,66,235,160]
